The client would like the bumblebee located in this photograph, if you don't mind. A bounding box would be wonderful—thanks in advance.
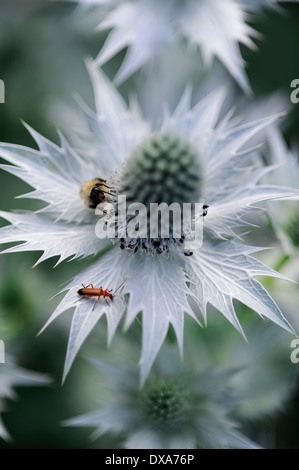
[80,177,113,209]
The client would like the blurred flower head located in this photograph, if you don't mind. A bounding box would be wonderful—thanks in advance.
[0,62,296,385]
[71,0,298,93]
[65,351,261,449]
[86,0,258,93]
[64,307,298,449]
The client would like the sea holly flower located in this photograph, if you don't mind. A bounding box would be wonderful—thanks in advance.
[64,351,261,449]
[0,360,50,441]
[0,63,297,384]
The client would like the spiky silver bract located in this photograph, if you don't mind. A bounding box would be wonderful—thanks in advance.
[0,360,50,441]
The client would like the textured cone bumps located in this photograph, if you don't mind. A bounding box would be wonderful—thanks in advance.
[141,380,191,432]
[119,134,202,206]
[113,134,203,254]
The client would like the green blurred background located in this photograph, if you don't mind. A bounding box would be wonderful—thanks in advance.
[0,0,298,448]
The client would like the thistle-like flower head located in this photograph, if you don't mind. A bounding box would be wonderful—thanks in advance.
[0,63,296,384]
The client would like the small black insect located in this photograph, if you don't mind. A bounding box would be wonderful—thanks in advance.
[183,205,209,257]
[202,204,209,217]
[183,251,193,257]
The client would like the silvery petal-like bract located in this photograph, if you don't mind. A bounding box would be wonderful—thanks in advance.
[0,361,50,441]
